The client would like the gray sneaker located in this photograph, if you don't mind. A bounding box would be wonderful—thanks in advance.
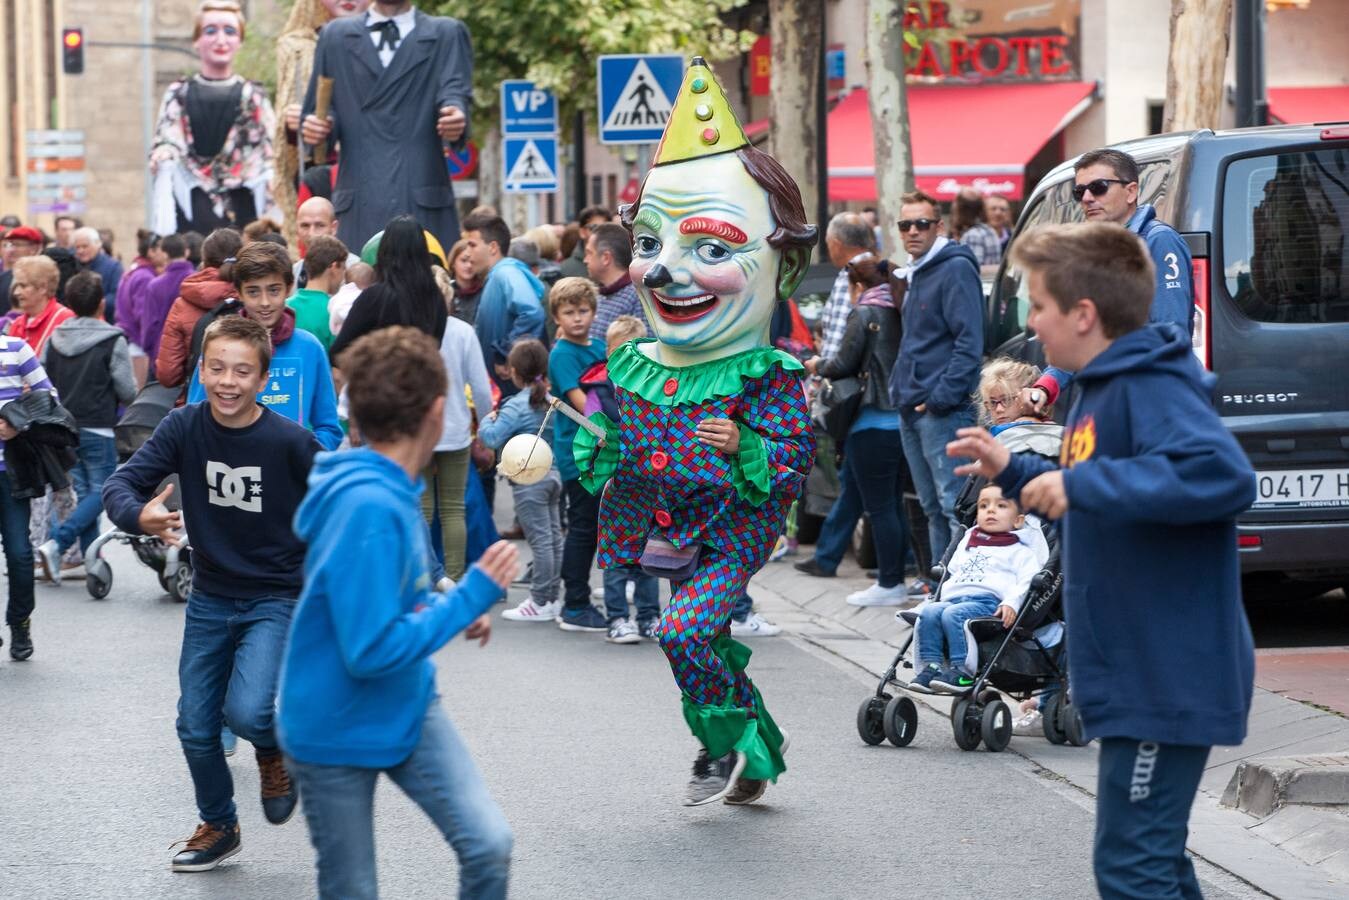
[606,618,641,644]
[684,748,745,806]
[36,539,61,586]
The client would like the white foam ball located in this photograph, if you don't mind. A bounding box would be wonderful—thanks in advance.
[499,434,553,485]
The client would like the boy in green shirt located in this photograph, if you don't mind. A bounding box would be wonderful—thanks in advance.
[286,234,346,352]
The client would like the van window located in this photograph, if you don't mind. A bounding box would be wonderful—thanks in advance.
[1223,149,1349,323]
[990,158,1177,349]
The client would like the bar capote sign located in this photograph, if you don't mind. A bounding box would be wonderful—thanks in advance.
[903,1,1080,82]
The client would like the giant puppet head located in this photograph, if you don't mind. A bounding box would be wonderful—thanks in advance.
[621,57,817,365]
[194,0,245,77]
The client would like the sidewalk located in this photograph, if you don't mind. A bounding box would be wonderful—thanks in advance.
[748,549,1349,899]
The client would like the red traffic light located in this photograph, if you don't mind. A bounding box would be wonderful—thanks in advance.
[62,28,84,75]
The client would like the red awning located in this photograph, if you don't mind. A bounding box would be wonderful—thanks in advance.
[1268,86,1349,125]
[827,81,1097,202]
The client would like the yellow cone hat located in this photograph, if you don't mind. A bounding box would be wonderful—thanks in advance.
[652,56,749,167]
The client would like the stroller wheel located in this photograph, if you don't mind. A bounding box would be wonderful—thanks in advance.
[86,558,113,600]
[857,694,890,746]
[883,696,918,747]
[950,699,982,751]
[1042,693,1068,745]
[169,560,193,603]
[981,701,1012,752]
[1064,703,1088,747]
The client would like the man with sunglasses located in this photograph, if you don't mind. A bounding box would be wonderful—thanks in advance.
[888,190,985,579]
[1027,148,1193,413]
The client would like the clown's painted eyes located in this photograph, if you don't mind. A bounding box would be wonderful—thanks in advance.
[695,242,731,264]
[634,234,661,256]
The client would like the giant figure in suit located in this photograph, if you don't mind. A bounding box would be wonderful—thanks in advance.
[301,2,472,253]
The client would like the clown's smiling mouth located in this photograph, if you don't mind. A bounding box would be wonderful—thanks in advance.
[652,291,719,323]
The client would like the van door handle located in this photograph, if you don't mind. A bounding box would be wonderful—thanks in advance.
[1266,439,1295,453]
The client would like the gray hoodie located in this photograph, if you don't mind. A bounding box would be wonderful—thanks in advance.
[42,317,137,408]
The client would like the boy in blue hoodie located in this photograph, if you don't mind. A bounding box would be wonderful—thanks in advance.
[947,222,1256,900]
[186,242,342,451]
[102,316,319,872]
[278,326,518,900]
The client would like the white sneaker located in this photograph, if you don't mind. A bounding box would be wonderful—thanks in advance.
[502,598,562,622]
[606,617,641,644]
[435,576,456,593]
[1013,709,1043,737]
[729,612,782,637]
[36,539,61,586]
[845,582,908,607]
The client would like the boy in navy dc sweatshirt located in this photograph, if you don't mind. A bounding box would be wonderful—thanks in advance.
[278,326,518,900]
[103,316,320,872]
[948,222,1256,900]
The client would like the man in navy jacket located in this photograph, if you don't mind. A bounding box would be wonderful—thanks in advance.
[949,222,1255,900]
[888,190,984,573]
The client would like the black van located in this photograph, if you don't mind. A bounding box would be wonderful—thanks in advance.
[988,123,1349,585]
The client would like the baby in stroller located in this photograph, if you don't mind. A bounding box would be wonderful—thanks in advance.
[907,483,1046,695]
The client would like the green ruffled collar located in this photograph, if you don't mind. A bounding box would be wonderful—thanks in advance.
[607,339,804,406]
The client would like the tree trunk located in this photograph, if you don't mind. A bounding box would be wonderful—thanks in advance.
[864,0,915,259]
[768,0,821,246]
[479,127,503,214]
[1163,0,1234,132]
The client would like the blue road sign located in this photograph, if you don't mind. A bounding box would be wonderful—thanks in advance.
[502,136,559,193]
[597,54,684,145]
[500,80,558,136]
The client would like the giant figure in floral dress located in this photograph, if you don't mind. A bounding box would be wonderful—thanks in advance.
[575,57,816,807]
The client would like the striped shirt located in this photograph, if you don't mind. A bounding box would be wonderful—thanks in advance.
[0,336,55,472]
[820,252,873,360]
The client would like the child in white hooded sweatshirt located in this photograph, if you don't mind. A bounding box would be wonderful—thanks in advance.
[909,483,1044,695]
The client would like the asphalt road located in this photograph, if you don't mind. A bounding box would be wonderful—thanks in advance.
[1,542,1260,900]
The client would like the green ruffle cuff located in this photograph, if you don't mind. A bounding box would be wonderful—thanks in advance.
[572,411,619,495]
[607,339,804,407]
[728,423,770,507]
[680,635,787,782]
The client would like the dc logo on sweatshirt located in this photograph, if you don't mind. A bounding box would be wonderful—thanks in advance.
[206,462,263,513]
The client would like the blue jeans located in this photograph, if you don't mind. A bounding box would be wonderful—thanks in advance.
[814,427,908,587]
[51,430,117,555]
[290,701,513,900]
[899,405,976,564]
[915,593,1000,670]
[1095,739,1209,900]
[730,591,752,623]
[602,566,660,622]
[0,474,33,625]
[177,590,294,826]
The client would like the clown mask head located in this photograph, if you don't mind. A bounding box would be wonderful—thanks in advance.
[624,59,815,366]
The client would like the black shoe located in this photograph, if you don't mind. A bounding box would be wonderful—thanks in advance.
[170,821,241,872]
[9,619,33,661]
[683,748,745,806]
[257,753,298,825]
[792,558,835,578]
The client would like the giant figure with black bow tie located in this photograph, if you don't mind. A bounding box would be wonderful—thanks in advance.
[300,1,472,253]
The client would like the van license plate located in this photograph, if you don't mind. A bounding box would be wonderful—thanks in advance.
[1253,469,1349,509]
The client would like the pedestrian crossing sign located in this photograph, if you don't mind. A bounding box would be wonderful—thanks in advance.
[597,54,685,145]
[502,136,558,193]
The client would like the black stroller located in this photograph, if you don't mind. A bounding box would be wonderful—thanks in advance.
[855,422,1089,752]
[83,382,194,602]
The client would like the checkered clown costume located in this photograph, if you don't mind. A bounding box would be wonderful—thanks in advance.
[574,340,814,782]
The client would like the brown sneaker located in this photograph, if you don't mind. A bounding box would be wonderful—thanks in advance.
[722,777,768,805]
[169,821,241,872]
[257,752,298,825]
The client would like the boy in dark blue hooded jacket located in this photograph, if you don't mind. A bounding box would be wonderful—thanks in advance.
[948,222,1255,900]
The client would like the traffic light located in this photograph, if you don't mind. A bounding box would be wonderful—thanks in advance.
[62,28,84,75]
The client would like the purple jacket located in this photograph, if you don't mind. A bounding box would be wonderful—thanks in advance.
[118,259,157,349]
[142,259,195,366]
